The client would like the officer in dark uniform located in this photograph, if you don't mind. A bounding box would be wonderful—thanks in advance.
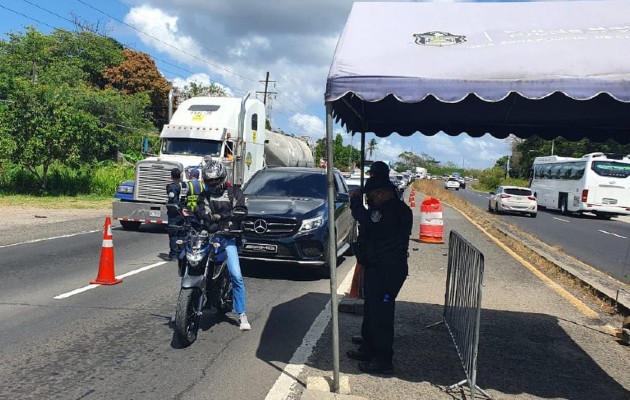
[166,167,187,261]
[347,161,413,374]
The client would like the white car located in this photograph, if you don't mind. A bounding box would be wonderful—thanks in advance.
[444,177,460,190]
[488,186,537,218]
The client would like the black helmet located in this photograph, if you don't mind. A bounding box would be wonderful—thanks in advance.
[202,160,227,187]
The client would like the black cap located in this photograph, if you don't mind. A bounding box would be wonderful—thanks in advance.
[368,161,389,179]
[171,168,181,179]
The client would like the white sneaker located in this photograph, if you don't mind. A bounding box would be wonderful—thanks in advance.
[238,313,251,331]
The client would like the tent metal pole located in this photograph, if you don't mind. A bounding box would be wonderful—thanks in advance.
[325,102,340,393]
[360,133,366,185]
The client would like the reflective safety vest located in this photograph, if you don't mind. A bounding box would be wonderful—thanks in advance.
[186,180,203,211]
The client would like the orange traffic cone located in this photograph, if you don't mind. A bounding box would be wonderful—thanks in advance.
[409,194,416,208]
[90,216,122,285]
[348,263,364,299]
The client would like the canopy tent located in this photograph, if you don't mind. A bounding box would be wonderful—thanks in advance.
[321,1,630,393]
[325,0,630,142]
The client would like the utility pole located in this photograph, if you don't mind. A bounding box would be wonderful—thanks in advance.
[256,71,277,106]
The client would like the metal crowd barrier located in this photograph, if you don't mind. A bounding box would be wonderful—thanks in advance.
[427,230,491,399]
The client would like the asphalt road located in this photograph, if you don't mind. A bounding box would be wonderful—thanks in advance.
[0,222,354,399]
[454,188,630,283]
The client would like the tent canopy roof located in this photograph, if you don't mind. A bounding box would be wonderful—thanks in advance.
[325,1,630,143]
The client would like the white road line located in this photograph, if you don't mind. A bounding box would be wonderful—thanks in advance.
[0,230,101,249]
[265,267,355,400]
[598,229,628,239]
[553,217,571,223]
[53,261,168,299]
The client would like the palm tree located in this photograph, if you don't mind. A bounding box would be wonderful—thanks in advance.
[367,138,378,160]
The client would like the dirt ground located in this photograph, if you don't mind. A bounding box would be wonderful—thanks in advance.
[0,206,110,229]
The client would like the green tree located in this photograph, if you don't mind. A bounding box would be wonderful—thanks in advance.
[0,79,152,190]
[178,81,228,100]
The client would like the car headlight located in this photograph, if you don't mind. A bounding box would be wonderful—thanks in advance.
[299,215,324,232]
[117,185,134,194]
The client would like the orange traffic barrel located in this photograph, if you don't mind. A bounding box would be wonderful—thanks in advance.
[419,197,444,243]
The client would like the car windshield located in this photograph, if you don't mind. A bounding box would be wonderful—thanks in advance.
[243,171,327,198]
[504,188,532,196]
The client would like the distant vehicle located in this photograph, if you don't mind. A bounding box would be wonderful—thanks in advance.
[344,175,363,191]
[488,186,537,218]
[444,177,460,190]
[529,152,630,219]
[239,167,356,277]
[415,167,427,179]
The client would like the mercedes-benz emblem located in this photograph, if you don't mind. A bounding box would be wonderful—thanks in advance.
[253,219,268,234]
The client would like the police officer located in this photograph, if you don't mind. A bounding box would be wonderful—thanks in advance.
[347,161,413,374]
[185,169,203,213]
[166,167,188,261]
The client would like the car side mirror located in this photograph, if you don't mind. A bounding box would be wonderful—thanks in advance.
[336,192,350,203]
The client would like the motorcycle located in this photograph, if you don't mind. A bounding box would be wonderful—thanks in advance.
[166,204,246,346]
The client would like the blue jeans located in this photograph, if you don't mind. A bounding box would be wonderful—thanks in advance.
[225,238,247,314]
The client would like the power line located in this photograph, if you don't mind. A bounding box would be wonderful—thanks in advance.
[11,0,195,82]
[76,0,254,87]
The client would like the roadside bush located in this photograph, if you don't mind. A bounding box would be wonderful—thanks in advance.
[0,161,133,196]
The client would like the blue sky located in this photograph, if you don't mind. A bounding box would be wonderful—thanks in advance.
[0,0,549,169]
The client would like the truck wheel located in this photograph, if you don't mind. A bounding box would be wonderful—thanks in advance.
[120,221,141,230]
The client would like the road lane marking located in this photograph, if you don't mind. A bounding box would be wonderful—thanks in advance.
[598,230,627,239]
[0,230,101,248]
[553,217,570,223]
[53,261,168,299]
[265,266,354,400]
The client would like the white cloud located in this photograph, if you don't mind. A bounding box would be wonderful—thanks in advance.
[124,5,206,67]
[288,114,325,138]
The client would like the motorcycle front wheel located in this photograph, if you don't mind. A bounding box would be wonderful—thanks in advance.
[215,267,233,314]
[175,288,202,346]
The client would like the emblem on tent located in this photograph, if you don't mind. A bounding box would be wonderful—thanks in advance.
[413,31,466,46]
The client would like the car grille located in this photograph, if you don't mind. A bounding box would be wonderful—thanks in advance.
[135,161,180,203]
[242,218,298,237]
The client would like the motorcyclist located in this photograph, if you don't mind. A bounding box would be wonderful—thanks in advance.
[196,160,251,331]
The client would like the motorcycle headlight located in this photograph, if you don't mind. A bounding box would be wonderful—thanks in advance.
[299,215,323,233]
[117,185,134,194]
[186,251,204,266]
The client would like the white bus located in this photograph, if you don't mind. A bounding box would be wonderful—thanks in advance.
[529,152,630,219]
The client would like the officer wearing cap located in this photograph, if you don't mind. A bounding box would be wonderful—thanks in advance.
[166,167,188,261]
[347,161,413,374]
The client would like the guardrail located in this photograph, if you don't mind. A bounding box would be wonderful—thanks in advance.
[427,230,491,399]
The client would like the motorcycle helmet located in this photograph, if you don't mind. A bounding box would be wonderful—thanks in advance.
[202,160,227,188]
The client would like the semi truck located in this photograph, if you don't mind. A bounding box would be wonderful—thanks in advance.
[112,93,314,230]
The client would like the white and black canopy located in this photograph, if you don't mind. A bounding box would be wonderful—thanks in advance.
[325,0,630,143]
